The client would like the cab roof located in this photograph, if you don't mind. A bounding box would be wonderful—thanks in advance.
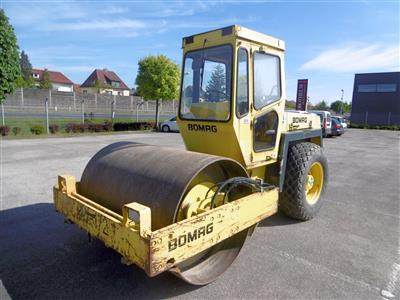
[182,25,285,51]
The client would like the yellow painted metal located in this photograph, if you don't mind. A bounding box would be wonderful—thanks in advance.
[175,181,221,220]
[177,25,320,177]
[283,111,321,132]
[190,102,230,120]
[305,162,324,205]
[54,175,278,277]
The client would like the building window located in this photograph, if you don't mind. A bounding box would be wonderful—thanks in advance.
[111,81,120,88]
[358,84,377,92]
[117,91,122,96]
[32,73,39,79]
[358,83,397,93]
[253,52,281,110]
[377,83,397,92]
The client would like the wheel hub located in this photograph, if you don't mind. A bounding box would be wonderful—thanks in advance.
[305,162,324,205]
[306,175,314,190]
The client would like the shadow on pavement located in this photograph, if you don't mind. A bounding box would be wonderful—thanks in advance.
[258,211,301,227]
[0,203,200,299]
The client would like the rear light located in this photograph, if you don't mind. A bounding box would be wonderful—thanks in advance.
[335,123,340,129]
[324,118,326,128]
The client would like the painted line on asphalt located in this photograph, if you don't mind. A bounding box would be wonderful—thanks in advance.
[326,199,400,219]
[380,240,400,299]
[265,245,381,294]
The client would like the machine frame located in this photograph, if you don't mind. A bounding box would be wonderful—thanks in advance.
[54,175,278,276]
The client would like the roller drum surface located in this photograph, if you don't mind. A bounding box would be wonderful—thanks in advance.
[79,142,251,284]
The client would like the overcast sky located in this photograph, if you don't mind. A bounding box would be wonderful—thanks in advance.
[2,0,399,104]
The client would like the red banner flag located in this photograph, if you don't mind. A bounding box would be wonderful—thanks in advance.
[296,79,308,111]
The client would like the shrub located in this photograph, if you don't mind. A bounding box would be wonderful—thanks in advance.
[49,124,59,134]
[65,123,87,133]
[30,125,44,135]
[87,123,105,132]
[0,125,10,136]
[349,123,400,131]
[103,121,113,131]
[113,122,153,131]
[12,127,21,135]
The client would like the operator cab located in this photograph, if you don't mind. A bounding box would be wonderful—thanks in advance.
[177,25,286,172]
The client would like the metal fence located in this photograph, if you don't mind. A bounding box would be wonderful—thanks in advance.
[4,88,177,113]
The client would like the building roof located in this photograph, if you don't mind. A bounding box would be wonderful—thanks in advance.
[73,84,81,92]
[81,69,129,90]
[32,68,73,85]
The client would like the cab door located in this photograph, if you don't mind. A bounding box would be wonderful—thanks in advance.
[250,46,285,166]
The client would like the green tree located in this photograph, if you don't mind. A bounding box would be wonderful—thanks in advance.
[330,100,351,114]
[92,79,107,94]
[343,102,351,113]
[0,9,21,103]
[285,100,296,110]
[20,51,34,86]
[39,69,52,89]
[16,50,34,87]
[314,100,329,110]
[205,64,226,101]
[135,55,180,100]
[330,100,343,113]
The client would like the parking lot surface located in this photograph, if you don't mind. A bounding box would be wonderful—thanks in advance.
[1,129,399,299]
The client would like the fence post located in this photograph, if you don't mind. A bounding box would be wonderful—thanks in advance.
[172,99,175,113]
[49,89,52,108]
[81,100,85,124]
[136,100,139,122]
[365,111,368,124]
[1,103,5,126]
[73,92,76,110]
[111,100,115,123]
[130,96,134,111]
[388,112,391,125]
[95,93,98,110]
[45,97,49,134]
[21,87,24,106]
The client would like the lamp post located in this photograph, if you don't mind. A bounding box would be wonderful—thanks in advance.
[340,89,344,115]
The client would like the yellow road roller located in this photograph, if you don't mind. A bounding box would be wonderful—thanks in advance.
[54,25,328,285]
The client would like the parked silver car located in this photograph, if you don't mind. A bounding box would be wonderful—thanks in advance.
[160,116,179,132]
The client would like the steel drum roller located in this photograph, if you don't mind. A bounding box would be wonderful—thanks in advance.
[80,142,250,285]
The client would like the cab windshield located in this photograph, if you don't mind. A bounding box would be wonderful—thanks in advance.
[180,45,232,121]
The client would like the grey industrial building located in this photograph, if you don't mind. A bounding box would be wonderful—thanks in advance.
[351,72,400,125]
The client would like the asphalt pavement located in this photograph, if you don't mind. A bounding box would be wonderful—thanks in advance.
[1,129,399,299]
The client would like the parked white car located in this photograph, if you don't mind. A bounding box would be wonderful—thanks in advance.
[160,116,179,132]
[309,110,332,137]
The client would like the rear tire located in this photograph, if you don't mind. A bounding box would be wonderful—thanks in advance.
[162,125,170,132]
[279,142,328,221]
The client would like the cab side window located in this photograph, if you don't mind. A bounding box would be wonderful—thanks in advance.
[236,48,249,117]
[254,111,279,152]
[253,52,281,110]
